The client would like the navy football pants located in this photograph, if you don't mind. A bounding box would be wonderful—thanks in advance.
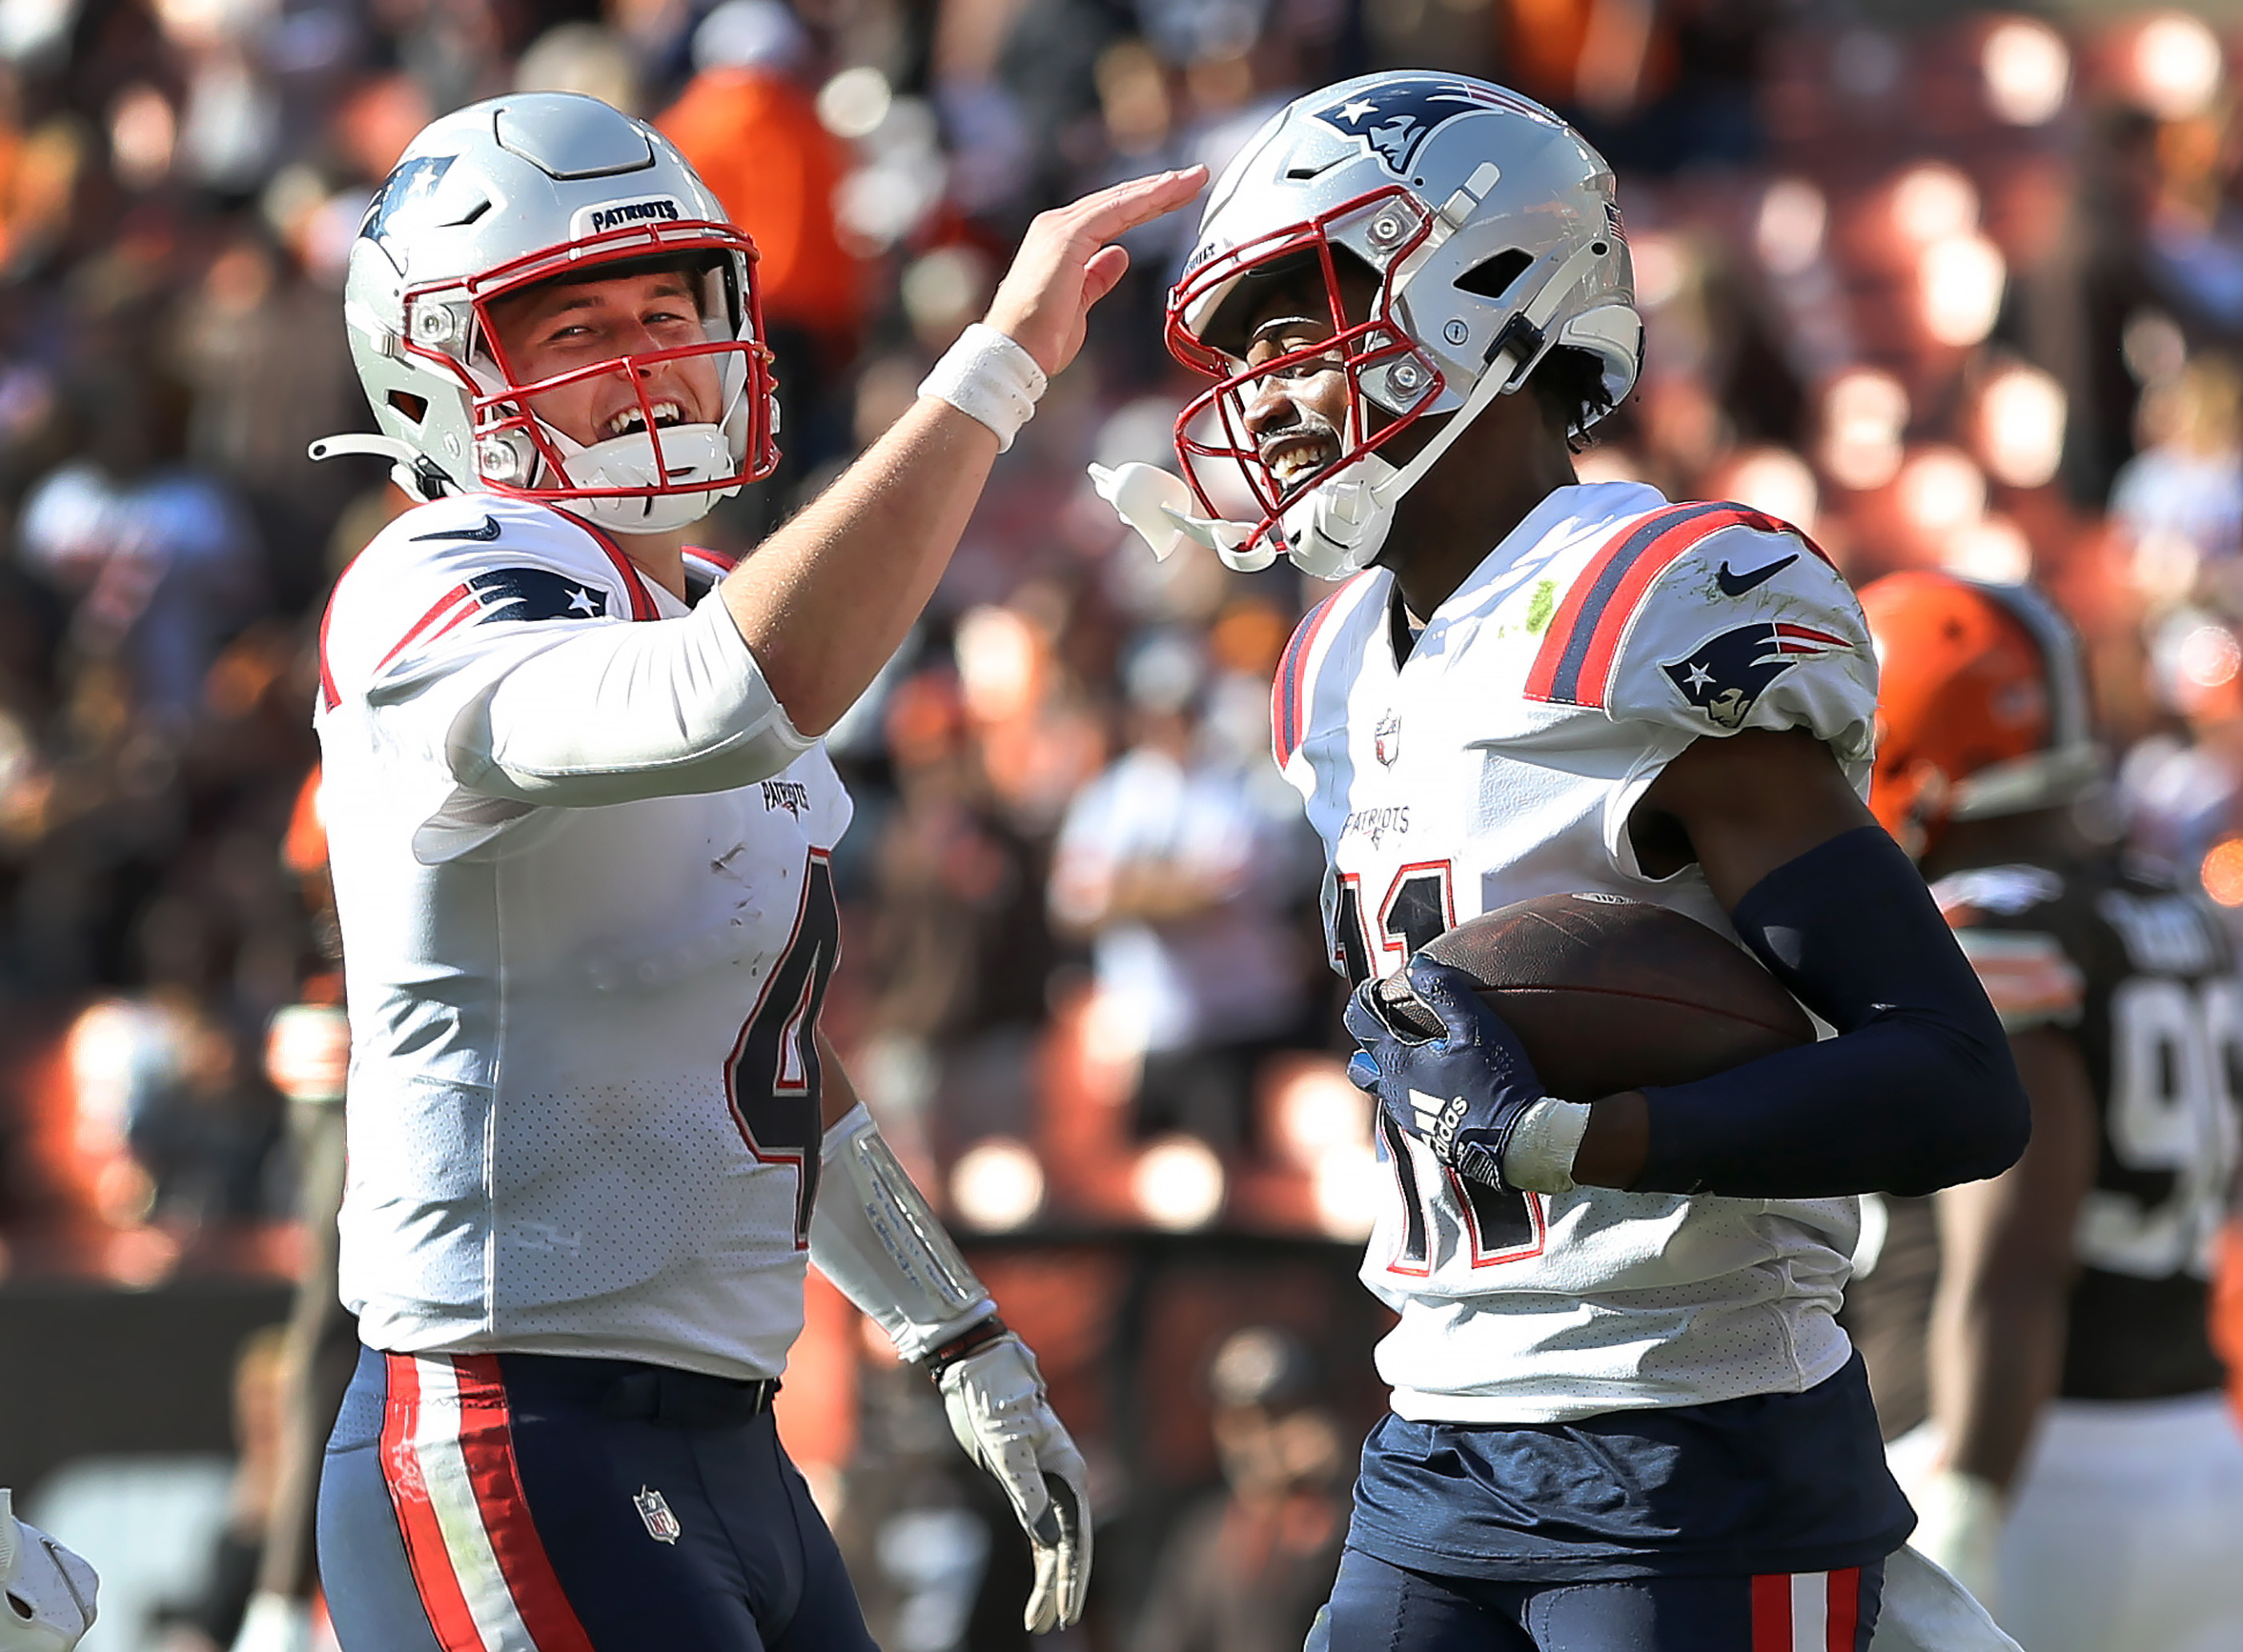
[1314,1545,1883,1651]
[318,1346,878,1652]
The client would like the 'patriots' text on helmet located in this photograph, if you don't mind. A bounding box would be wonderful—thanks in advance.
[1162,73,1643,580]
[320,92,777,535]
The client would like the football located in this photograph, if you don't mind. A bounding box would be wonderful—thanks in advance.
[1372,892,1814,1101]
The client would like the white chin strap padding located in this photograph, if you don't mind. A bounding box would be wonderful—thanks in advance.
[1281,456,1400,581]
[1087,462,1275,572]
[542,421,743,534]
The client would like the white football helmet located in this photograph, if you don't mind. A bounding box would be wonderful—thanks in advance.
[316,92,777,535]
[0,1493,97,1652]
[1094,73,1641,580]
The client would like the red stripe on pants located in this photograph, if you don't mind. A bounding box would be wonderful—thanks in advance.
[451,1354,600,1652]
[1751,1572,1793,1652]
[1826,1567,1860,1651]
[379,1354,485,1652]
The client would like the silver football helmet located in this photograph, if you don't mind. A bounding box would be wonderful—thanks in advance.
[1093,73,1641,580]
[316,92,776,534]
[0,1493,97,1652]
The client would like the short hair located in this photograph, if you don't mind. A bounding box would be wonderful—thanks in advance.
[1528,345,1615,449]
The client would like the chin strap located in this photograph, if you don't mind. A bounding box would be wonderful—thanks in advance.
[1093,237,1610,578]
[1086,461,1271,569]
[308,433,456,502]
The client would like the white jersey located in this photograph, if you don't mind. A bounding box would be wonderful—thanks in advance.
[316,493,847,1381]
[1276,481,1879,1424]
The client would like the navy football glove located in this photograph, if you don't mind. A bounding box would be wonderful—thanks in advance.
[1344,955,1552,1193]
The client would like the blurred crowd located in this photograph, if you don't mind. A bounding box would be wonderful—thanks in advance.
[10,0,2243,1645]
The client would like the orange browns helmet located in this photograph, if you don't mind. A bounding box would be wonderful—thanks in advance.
[1858,570,2100,858]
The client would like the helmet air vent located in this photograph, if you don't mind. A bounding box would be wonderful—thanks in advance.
[493,97,654,179]
[1457,248,1534,303]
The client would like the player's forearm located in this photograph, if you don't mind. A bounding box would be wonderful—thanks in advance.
[720,397,999,737]
[1619,828,2030,1197]
[1931,1263,2068,1489]
[808,1100,997,1357]
[1928,1027,2097,1488]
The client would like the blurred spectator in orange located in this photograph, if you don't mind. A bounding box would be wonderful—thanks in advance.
[659,0,866,518]
[659,1,863,353]
[1127,1324,1347,1652]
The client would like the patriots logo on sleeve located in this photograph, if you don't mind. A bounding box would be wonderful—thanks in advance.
[1662,623,1850,731]
[463,567,607,623]
[1311,78,1531,176]
[368,566,609,681]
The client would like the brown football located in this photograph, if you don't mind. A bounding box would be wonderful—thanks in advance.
[1374,892,1813,1101]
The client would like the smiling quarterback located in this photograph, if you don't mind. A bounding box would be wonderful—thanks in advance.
[308,91,1202,1651]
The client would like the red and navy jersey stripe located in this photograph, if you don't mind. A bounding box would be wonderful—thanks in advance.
[575,519,662,621]
[1524,502,1829,711]
[1271,579,1363,767]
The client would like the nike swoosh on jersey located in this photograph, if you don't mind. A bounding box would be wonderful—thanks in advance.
[409,515,503,543]
[1715,554,1797,596]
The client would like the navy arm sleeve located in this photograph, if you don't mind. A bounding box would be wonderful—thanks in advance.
[1633,826,2030,1198]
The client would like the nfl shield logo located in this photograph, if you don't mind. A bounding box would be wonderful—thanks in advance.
[634,1486,683,1544]
[1375,711,1402,767]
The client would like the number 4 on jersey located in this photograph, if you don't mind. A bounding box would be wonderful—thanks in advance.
[724,849,841,1249]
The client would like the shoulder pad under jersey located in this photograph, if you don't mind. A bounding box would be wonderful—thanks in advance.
[1523,501,1877,764]
[317,495,662,711]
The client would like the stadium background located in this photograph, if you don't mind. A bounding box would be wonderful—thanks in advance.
[2,0,2243,1646]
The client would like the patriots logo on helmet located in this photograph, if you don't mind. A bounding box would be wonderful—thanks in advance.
[1311,78,1529,177]
[361,154,456,250]
[1663,622,1851,731]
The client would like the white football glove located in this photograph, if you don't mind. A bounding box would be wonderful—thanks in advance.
[0,1492,97,1652]
[229,1592,315,1652]
[1903,1468,2006,1613]
[936,1333,1092,1633]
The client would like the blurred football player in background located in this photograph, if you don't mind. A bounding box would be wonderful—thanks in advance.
[1860,570,2243,1652]
[309,91,1201,1649]
[1099,72,2028,1650]
[0,1493,97,1652]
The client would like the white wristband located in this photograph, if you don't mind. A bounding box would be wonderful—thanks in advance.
[919,322,1049,451]
[1504,1098,1593,1194]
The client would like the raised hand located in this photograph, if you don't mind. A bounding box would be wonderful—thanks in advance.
[984,167,1208,377]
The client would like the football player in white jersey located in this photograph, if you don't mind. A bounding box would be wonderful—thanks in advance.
[308,92,1202,1651]
[1094,74,2028,1650]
